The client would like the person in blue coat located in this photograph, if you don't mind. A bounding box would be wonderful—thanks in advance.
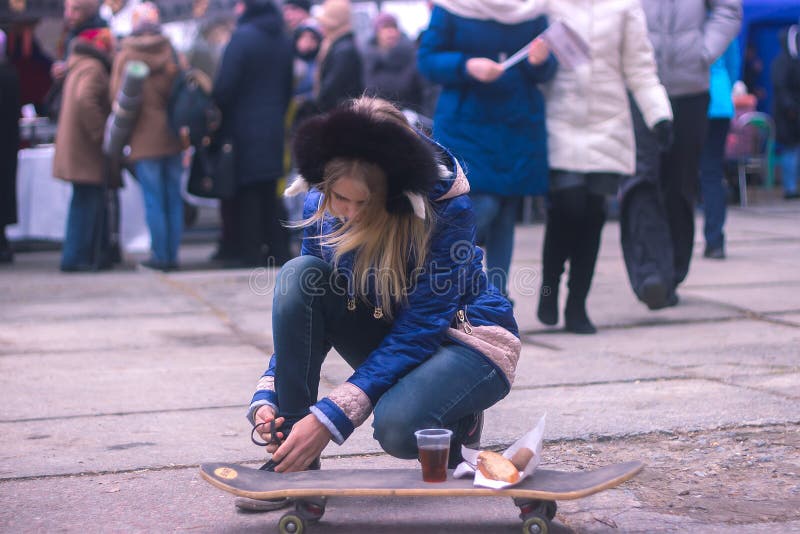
[699,40,740,260]
[212,0,294,267]
[245,97,521,479]
[417,0,556,297]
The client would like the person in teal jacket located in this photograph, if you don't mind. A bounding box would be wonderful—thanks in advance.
[699,40,740,260]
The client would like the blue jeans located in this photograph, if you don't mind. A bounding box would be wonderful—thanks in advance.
[780,146,799,195]
[699,118,730,250]
[61,183,106,270]
[135,154,184,265]
[272,255,510,459]
[470,194,519,296]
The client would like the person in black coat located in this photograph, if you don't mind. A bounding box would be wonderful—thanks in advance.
[314,0,363,113]
[362,13,424,112]
[213,0,294,266]
[772,25,800,199]
[0,30,20,263]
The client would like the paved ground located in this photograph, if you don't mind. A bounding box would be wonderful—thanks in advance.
[1,200,799,533]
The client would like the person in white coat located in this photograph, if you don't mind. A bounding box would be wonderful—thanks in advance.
[538,0,672,334]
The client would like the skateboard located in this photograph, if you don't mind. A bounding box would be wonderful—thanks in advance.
[200,460,643,533]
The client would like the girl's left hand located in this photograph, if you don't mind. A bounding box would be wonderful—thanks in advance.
[269,414,332,472]
[527,38,550,66]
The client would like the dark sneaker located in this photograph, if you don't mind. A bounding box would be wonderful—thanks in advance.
[640,274,668,310]
[234,457,321,513]
[703,246,725,259]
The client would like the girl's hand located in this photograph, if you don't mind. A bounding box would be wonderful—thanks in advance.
[269,414,332,472]
[254,405,285,454]
[527,38,550,66]
[466,58,504,83]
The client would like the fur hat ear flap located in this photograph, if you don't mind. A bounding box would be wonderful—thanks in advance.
[284,176,310,197]
[404,192,426,219]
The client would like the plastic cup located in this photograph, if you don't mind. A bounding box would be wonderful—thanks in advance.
[414,428,453,482]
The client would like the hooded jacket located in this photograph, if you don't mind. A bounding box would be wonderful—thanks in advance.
[639,0,742,97]
[213,3,293,184]
[110,32,183,162]
[248,139,521,443]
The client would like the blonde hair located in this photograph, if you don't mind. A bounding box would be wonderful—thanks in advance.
[299,97,435,319]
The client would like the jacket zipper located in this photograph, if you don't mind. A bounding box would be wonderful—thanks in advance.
[457,307,473,334]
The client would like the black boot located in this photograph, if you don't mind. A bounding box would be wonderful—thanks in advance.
[538,203,570,326]
[563,190,605,335]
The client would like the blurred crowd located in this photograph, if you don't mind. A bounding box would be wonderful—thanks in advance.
[0,0,799,333]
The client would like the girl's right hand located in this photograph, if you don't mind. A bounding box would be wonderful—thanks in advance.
[254,405,285,453]
[466,58,504,83]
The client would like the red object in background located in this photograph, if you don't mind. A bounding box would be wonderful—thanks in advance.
[725,93,758,160]
[6,23,54,115]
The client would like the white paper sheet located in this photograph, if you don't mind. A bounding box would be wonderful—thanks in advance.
[500,20,589,71]
[453,414,547,489]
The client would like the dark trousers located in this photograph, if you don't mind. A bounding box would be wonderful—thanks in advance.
[699,118,731,250]
[235,182,290,266]
[541,183,606,314]
[61,183,109,270]
[623,92,709,295]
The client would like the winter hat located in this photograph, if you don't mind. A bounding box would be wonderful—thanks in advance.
[285,0,312,12]
[316,0,351,32]
[289,101,441,219]
[373,12,398,31]
[76,27,114,54]
[245,0,274,9]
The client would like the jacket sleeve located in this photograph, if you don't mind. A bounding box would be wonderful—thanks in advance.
[299,189,324,258]
[311,198,475,444]
[703,0,743,65]
[622,1,672,129]
[77,69,111,146]
[212,31,245,111]
[417,7,470,86]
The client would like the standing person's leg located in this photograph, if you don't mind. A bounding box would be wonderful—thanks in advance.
[621,97,675,309]
[262,180,291,266]
[538,186,573,326]
[564,188,606,334]
[372,344,509,466]
[236,182,266,266]
[163,154,184,268]
[61,184,104,271]
[699,118,731,258]
[660,93,710,287]
[483,196,519,296]
[135,159,170,267]
[780,145,799,199]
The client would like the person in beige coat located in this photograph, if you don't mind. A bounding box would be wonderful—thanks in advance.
[52,28,115,272]
[538,0,673,333]
[110,2,184,271]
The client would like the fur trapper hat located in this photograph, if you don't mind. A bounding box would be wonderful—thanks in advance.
[289,104,441,218]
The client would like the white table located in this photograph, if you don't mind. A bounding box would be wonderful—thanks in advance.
[7,146,151,253]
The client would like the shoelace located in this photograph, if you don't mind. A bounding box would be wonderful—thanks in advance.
[251,420,283,447]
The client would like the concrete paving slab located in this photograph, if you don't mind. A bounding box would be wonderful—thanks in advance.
[728,372,800,399]
[0,313,238,355]
[0,295,203,323]
[0,346,268,420]
[482,379,800,447]
[687,283,800,314]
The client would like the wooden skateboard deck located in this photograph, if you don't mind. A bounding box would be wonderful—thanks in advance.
[200,461,643,533]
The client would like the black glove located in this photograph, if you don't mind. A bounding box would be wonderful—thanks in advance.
[653,120,674,152]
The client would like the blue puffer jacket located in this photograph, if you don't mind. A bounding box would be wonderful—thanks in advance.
[250,140,520,443]
[417,6,557,196]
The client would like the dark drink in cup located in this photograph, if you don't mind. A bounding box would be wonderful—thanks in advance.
[414,428,453,483]
[419,446,449,482]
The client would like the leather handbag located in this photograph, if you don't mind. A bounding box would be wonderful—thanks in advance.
[187,135,236,199]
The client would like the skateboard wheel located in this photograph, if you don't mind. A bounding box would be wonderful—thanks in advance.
[522,515,549,534]
[278,513,306,534]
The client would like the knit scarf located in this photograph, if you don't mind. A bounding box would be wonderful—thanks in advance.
[431,0,546,24]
